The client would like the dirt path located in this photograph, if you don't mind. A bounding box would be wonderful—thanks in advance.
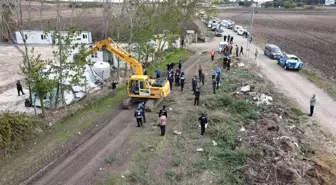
[22,54,202,185]
[188,28,336,136]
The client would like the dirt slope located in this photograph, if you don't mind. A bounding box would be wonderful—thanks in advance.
[188,28,336,136]
[22,54,202,185]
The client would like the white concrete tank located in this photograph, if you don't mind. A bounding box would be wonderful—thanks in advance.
[93,62,110,80]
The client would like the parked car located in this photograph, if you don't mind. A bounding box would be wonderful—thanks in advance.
[277,54,303,71]
[234,25,243,32]
[225,22,233,29]
[218,41,229,53]
[237,29,245,36]
[214,29,225,37]
[264,44,283,59]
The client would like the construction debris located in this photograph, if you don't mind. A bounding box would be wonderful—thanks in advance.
[174,131,182,135]
[240,85,251,92]
[196,148,204,152]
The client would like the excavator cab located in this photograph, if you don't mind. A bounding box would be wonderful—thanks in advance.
[128,76,151,97]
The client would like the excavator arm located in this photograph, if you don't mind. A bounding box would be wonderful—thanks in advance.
[87,38,144,75]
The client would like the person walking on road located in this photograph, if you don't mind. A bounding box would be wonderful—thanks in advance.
[200,72,205,86]
[223,34,227,42]
[111,80,118,97]
[168,71,173,90]
[255,49,258,60]
[16,80,25,96]
[194,88,200,106]
[138,102,146,123]
[178,60,182,71]
[211,70,217,80]
[192,76,197,94]
[212,79,217,94]
[227,57,231,70]
[227,34,231,43]
[230,36,233,44]
[198,65,203,82]
[235,45,239,58]
[309,94,316,117]
[175,68,180,86]
[159,114,167,136]
[180,72,186,92]
[210,49,215,61]
[134,108,143,127]
[159,105,168,118]
[240,45,244,56]
[198,113,208,135]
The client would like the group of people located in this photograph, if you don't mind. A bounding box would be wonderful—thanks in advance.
[223,34,234,44]
[135,104,208,136]
[165,60,186,91]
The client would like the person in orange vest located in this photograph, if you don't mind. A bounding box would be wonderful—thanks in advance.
[210,49,215,61]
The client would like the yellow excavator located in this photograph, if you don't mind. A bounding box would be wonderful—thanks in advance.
[87,38,171,111]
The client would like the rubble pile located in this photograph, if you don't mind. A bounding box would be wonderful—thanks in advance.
[239,103,331,184]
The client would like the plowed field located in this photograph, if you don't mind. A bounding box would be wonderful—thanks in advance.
[219,8,336,79]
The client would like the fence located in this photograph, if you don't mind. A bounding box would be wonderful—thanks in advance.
[9,100,123,185]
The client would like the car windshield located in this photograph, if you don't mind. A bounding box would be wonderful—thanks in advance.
[288,57,299,61]
[272,47,281,53]
[219,43,226,48]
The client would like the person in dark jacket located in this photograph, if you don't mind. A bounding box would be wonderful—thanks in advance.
[240,45,244,56]
[134,108,143,127]
[159,105,168,118]
[227,57,231,70]
[212,78,217,94]
[111,80,118,97]
[211,70,217,80]
[192,76,197,95]
[16,80,25,96]
[223,34,227,42]
[198,65,203,82]
[198,113,208,135]
[216,66,221,89]
[155,69,161,79]
[223,57,228,69]
[227,34,231,43]
[230,36,233,44]
[235,45,239,57]
[178,60,182,71]
[168,71,174,90]
[180,72,186,92]
[175,69,180,86]
[194,88,200,106]
[200,72,205,86]
[138,102,146,123]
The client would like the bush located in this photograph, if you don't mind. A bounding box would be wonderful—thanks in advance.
[0,113,40,153]
[304,5,315,9]
[284,1,297,8]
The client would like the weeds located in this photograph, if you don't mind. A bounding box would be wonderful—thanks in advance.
[291,107,304,116]
[104,156,119,164]
[300,142,314,155]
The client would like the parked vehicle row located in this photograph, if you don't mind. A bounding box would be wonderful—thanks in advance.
[263,44,303,71]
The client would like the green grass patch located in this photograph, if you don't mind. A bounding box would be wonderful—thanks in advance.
[290,107,304,116]
[299,142,314,155]
[147,49,191,75]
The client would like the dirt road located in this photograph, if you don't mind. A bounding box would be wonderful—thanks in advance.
[188,27,336,136]
[23,54,202,185]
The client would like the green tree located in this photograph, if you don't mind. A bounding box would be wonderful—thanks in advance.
[21,52,57,117]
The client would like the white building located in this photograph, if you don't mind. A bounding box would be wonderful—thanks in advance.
[14,30,53,45]
[325,0,335,5]
[14,30,93,45]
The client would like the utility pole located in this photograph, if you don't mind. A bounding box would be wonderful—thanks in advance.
[246,6,255,60]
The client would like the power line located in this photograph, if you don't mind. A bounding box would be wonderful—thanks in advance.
[263,12,334,44]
